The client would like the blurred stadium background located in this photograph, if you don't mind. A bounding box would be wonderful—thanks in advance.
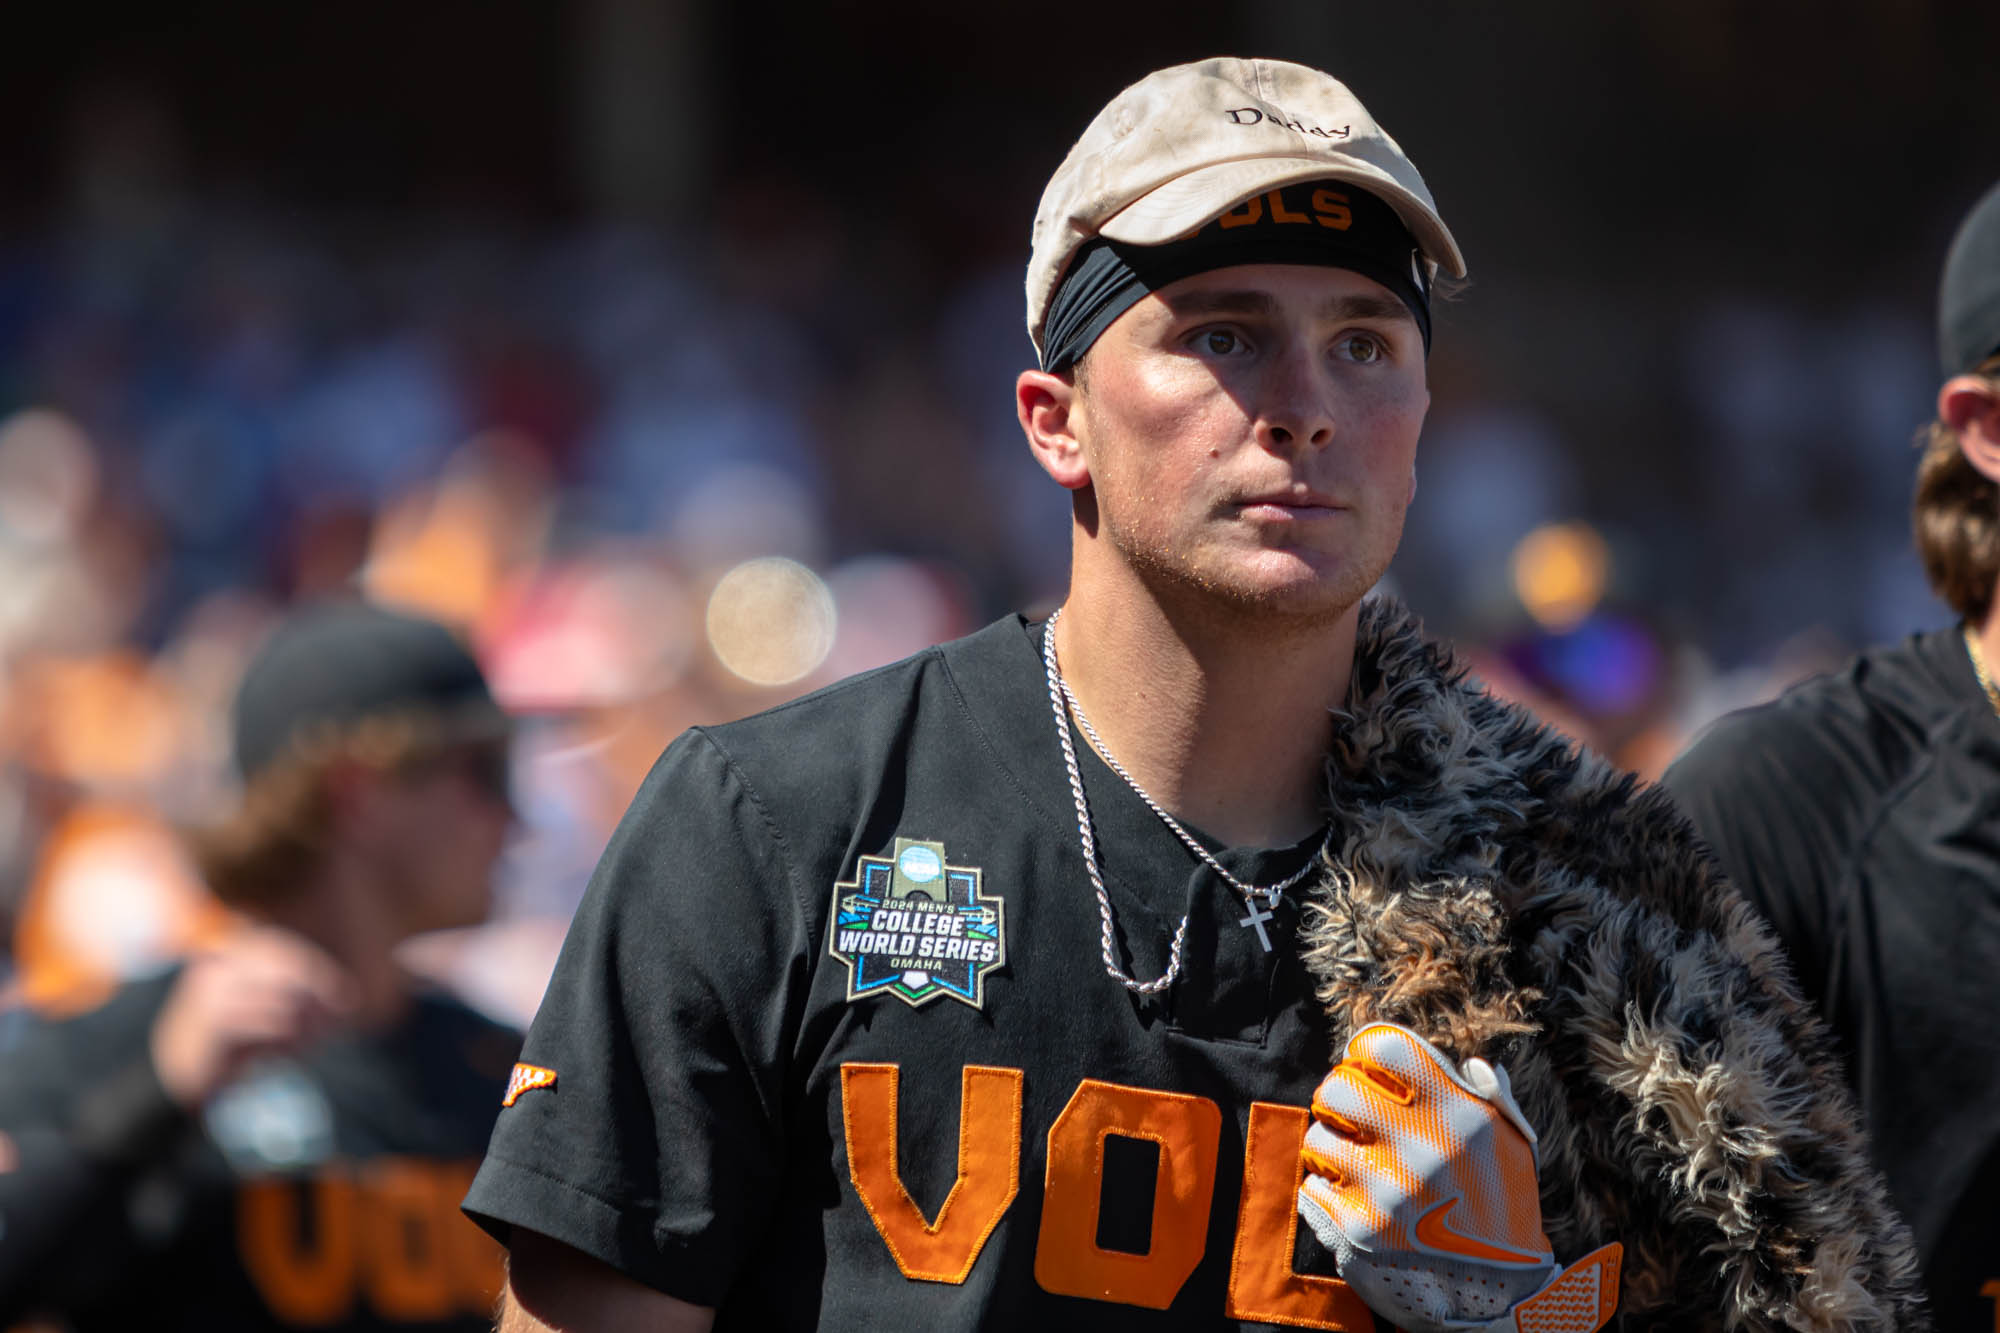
[0,0,1994,1026]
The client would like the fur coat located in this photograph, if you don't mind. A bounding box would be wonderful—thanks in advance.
[1298,599,1928,1331]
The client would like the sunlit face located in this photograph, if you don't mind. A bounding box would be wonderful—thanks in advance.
[1066,263,1429,624]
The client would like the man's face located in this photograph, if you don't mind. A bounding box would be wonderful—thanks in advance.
[1065,263,1429,624]
[368,738,514,934]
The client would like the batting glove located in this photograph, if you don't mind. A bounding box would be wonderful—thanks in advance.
[1296,1023,1622,1333]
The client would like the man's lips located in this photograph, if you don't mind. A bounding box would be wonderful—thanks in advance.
[1232,489,1344,518]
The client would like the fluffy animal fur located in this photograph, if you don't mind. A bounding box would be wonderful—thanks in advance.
[1299,599,1928,1331]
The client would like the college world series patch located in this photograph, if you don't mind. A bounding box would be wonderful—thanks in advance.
[829,837,1006,1009]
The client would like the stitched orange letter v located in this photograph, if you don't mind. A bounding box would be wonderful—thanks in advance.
[841,1063,1024,1283]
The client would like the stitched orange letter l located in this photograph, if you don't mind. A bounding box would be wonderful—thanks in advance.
[1226,1102,1379,1329]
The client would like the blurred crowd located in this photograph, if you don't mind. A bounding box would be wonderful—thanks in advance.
[0,164,1049,1026]
[0,89,1959,1032]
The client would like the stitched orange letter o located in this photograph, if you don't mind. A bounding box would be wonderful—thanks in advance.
[842,1062,1024,1283]
[360,1159,459,1322]
[1034,1079,1222,1310]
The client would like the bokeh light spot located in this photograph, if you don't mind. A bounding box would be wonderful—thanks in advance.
[705,557,835,687]
[1511,522,1611,632]
[0,409,99,548]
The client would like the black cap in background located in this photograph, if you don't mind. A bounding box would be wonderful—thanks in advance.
[1941,181,2000,378]
[232,600,507,782]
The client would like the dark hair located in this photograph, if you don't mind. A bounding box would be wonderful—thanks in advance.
[1914,352,2000,621]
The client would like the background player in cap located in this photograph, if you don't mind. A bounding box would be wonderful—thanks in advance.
[0,600,522,1331]
[1664,181,2000,1332]
[472,58,1925,1331]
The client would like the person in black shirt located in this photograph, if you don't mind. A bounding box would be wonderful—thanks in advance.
[0,601,523,1331]
[473,58,1927,1332]
[1665,181,2000,1333]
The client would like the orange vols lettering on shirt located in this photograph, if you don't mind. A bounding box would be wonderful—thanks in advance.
[1226,1101,1379,1329]
[238,1160,502,1323]
[1034,1079,1222,1310]
[240,1174,359,1325]
[841,1062,1024,1283]
[361,1159,461,1321]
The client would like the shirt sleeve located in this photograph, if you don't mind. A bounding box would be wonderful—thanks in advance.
[1660,703,1869,1009]
[462,727,816,1307]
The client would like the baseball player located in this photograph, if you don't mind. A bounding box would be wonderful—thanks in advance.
[1665,181,2000,1332]
[470,58,1927,1331]
[0,601,523,1331]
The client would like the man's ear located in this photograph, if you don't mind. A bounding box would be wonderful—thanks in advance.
[1017,369,1090,491]
[1942,375,2000,484]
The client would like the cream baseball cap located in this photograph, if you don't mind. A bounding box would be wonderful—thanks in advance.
[1026,56,1466,361]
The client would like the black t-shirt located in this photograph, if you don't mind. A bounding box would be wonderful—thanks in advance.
[465,615,1388,1330]
[0,968,521,1331]
[1663,625,2000,1332]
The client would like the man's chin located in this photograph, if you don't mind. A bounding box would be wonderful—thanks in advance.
[1113,532,1388,625]
[1229,546,1385,605]
[1156,563,1376,629]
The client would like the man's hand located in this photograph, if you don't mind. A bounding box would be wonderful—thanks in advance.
[1297,1023,1620,1333]
[149,926,353,1109]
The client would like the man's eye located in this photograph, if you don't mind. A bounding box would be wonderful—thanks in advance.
[1337,333,1384,363]
[1200,329,1243,356]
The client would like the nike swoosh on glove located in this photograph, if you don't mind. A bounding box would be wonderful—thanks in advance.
[1296,1022,1622,1333]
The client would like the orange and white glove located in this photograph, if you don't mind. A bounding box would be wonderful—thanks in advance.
[1296,1023,1622,1333]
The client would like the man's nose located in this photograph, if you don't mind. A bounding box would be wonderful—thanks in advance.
[1255,344,1336,454]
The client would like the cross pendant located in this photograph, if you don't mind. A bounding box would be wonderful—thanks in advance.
[1238,897,1275,952]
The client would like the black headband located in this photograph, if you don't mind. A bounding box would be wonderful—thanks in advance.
[1040,180,1432,372]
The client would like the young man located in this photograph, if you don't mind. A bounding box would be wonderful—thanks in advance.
[1665,181,2000,1333]
[0,601,522,1331]
[470,59,1926,1331]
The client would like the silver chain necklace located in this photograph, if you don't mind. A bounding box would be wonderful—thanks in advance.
[1042,607,1330,995]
